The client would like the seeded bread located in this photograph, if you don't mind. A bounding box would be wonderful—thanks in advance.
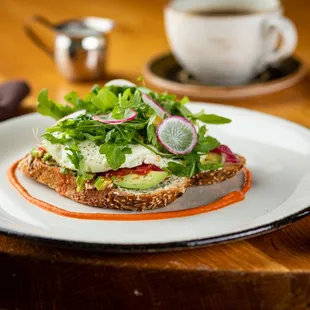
[191,155,246,186]
[18,154,190,211]
[18,153,246,211]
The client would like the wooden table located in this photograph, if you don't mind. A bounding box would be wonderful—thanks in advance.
[1,0,310,309]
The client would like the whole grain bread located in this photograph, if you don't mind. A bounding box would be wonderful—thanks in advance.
[18,153,246,211]
[18,154,190,211]
[191,155,246,186]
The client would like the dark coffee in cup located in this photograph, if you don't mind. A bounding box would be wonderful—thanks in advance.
[189,9,255,16]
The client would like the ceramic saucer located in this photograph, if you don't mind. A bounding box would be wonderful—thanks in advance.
[143,53,307,101]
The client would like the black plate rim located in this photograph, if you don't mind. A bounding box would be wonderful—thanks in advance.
[1,114,310,254]
[0,206,309,253]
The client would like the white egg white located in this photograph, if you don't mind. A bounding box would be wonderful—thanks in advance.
[42,139,177,173]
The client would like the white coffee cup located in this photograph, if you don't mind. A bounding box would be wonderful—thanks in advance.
[164,0,298,86]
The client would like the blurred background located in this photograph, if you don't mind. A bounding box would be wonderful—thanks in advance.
[1,0,169,99]
[1,0,310,123]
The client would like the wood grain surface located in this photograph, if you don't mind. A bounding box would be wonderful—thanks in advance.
[1,0,310,309]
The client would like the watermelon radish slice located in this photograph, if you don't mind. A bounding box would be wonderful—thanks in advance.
[142,94,170,119]
[104,79,136,87]
[93,109,137,124]
[156,116,197,155]
[213,145,239,163]
[57,109,86,123]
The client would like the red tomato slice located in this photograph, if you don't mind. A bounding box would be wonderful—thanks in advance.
[103,164,162,178]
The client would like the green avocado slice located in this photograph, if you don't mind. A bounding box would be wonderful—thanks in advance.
[112,171,168,190]
[201,152,222,165]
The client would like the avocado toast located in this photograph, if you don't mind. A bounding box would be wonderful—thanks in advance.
[18,79,245,211]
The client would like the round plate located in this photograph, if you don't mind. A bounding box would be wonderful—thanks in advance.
[143,53,307,101]
[1,103,310,252]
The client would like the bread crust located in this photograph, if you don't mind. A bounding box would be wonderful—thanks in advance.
[191,155,246,186]
[18,154,190,211]
[18,153,245,211]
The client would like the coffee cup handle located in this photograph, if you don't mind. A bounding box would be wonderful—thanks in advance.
[264,16,298,65]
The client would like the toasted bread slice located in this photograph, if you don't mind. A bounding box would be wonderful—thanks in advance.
[191,155,246,186]
[18,154,190,211]
[18,153,246,211]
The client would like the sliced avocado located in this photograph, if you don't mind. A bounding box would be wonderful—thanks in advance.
[200,163,223,171]
[200,153,223,171]
[60,167,71,175]
[201,152,222,165]
[30,147,44,158]
[95,176,109,190]
[112,171,168,190]
[42,153,52,162]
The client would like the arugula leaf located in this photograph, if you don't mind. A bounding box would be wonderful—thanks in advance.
[104,129,118,143]
[99,143,132,170]
[42,133,71,145]
[178,104,193,118]
[180,96,189,104]
[147,123,157,146]
[115,126,136,142]
[65,146,94,191]
[64,91,79,105]
[196,136,220,153]
[91,87,118,113]
[145,110,157,146]
[194,111,231,124]
[167,162,187,177]
[150,90,231,125]
[37,89,73,120]
[121,119,147,130]
[111,106,125,119]
[168,153,200,177]
[107,85,135,98]
[91,84,100,93]
[194,126,220,153]
[66,146,82,170]
[84,91,96,103]
[64,91,98,114]
[119,88,135,108]
[132,89,142,105]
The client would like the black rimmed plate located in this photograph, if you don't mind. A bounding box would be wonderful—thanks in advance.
[1,103,310,252]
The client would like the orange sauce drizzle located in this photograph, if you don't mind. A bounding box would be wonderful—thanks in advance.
[7,160,252,221]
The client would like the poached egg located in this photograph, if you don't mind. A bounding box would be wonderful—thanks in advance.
[42,139,177,173]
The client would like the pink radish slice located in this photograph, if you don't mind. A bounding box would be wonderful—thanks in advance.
[104,79,136,87]
[57,109,86,123]
[142,94,170,119]
[156,116,197,155]
[213,145,239,163]
[93,109,137,124]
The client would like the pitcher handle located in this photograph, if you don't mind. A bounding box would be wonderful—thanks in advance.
[24,15,54,57]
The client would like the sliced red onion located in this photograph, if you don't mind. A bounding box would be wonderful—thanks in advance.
[156,116,197,155]
[104,79,136,87]
[93,108,137,124]
[57,109,86,123]
[213,145,239,163]
[142,93,170,120]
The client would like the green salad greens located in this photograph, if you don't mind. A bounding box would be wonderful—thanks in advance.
[37,81,231,190]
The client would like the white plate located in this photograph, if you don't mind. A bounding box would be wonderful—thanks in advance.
[1,103,310,252]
